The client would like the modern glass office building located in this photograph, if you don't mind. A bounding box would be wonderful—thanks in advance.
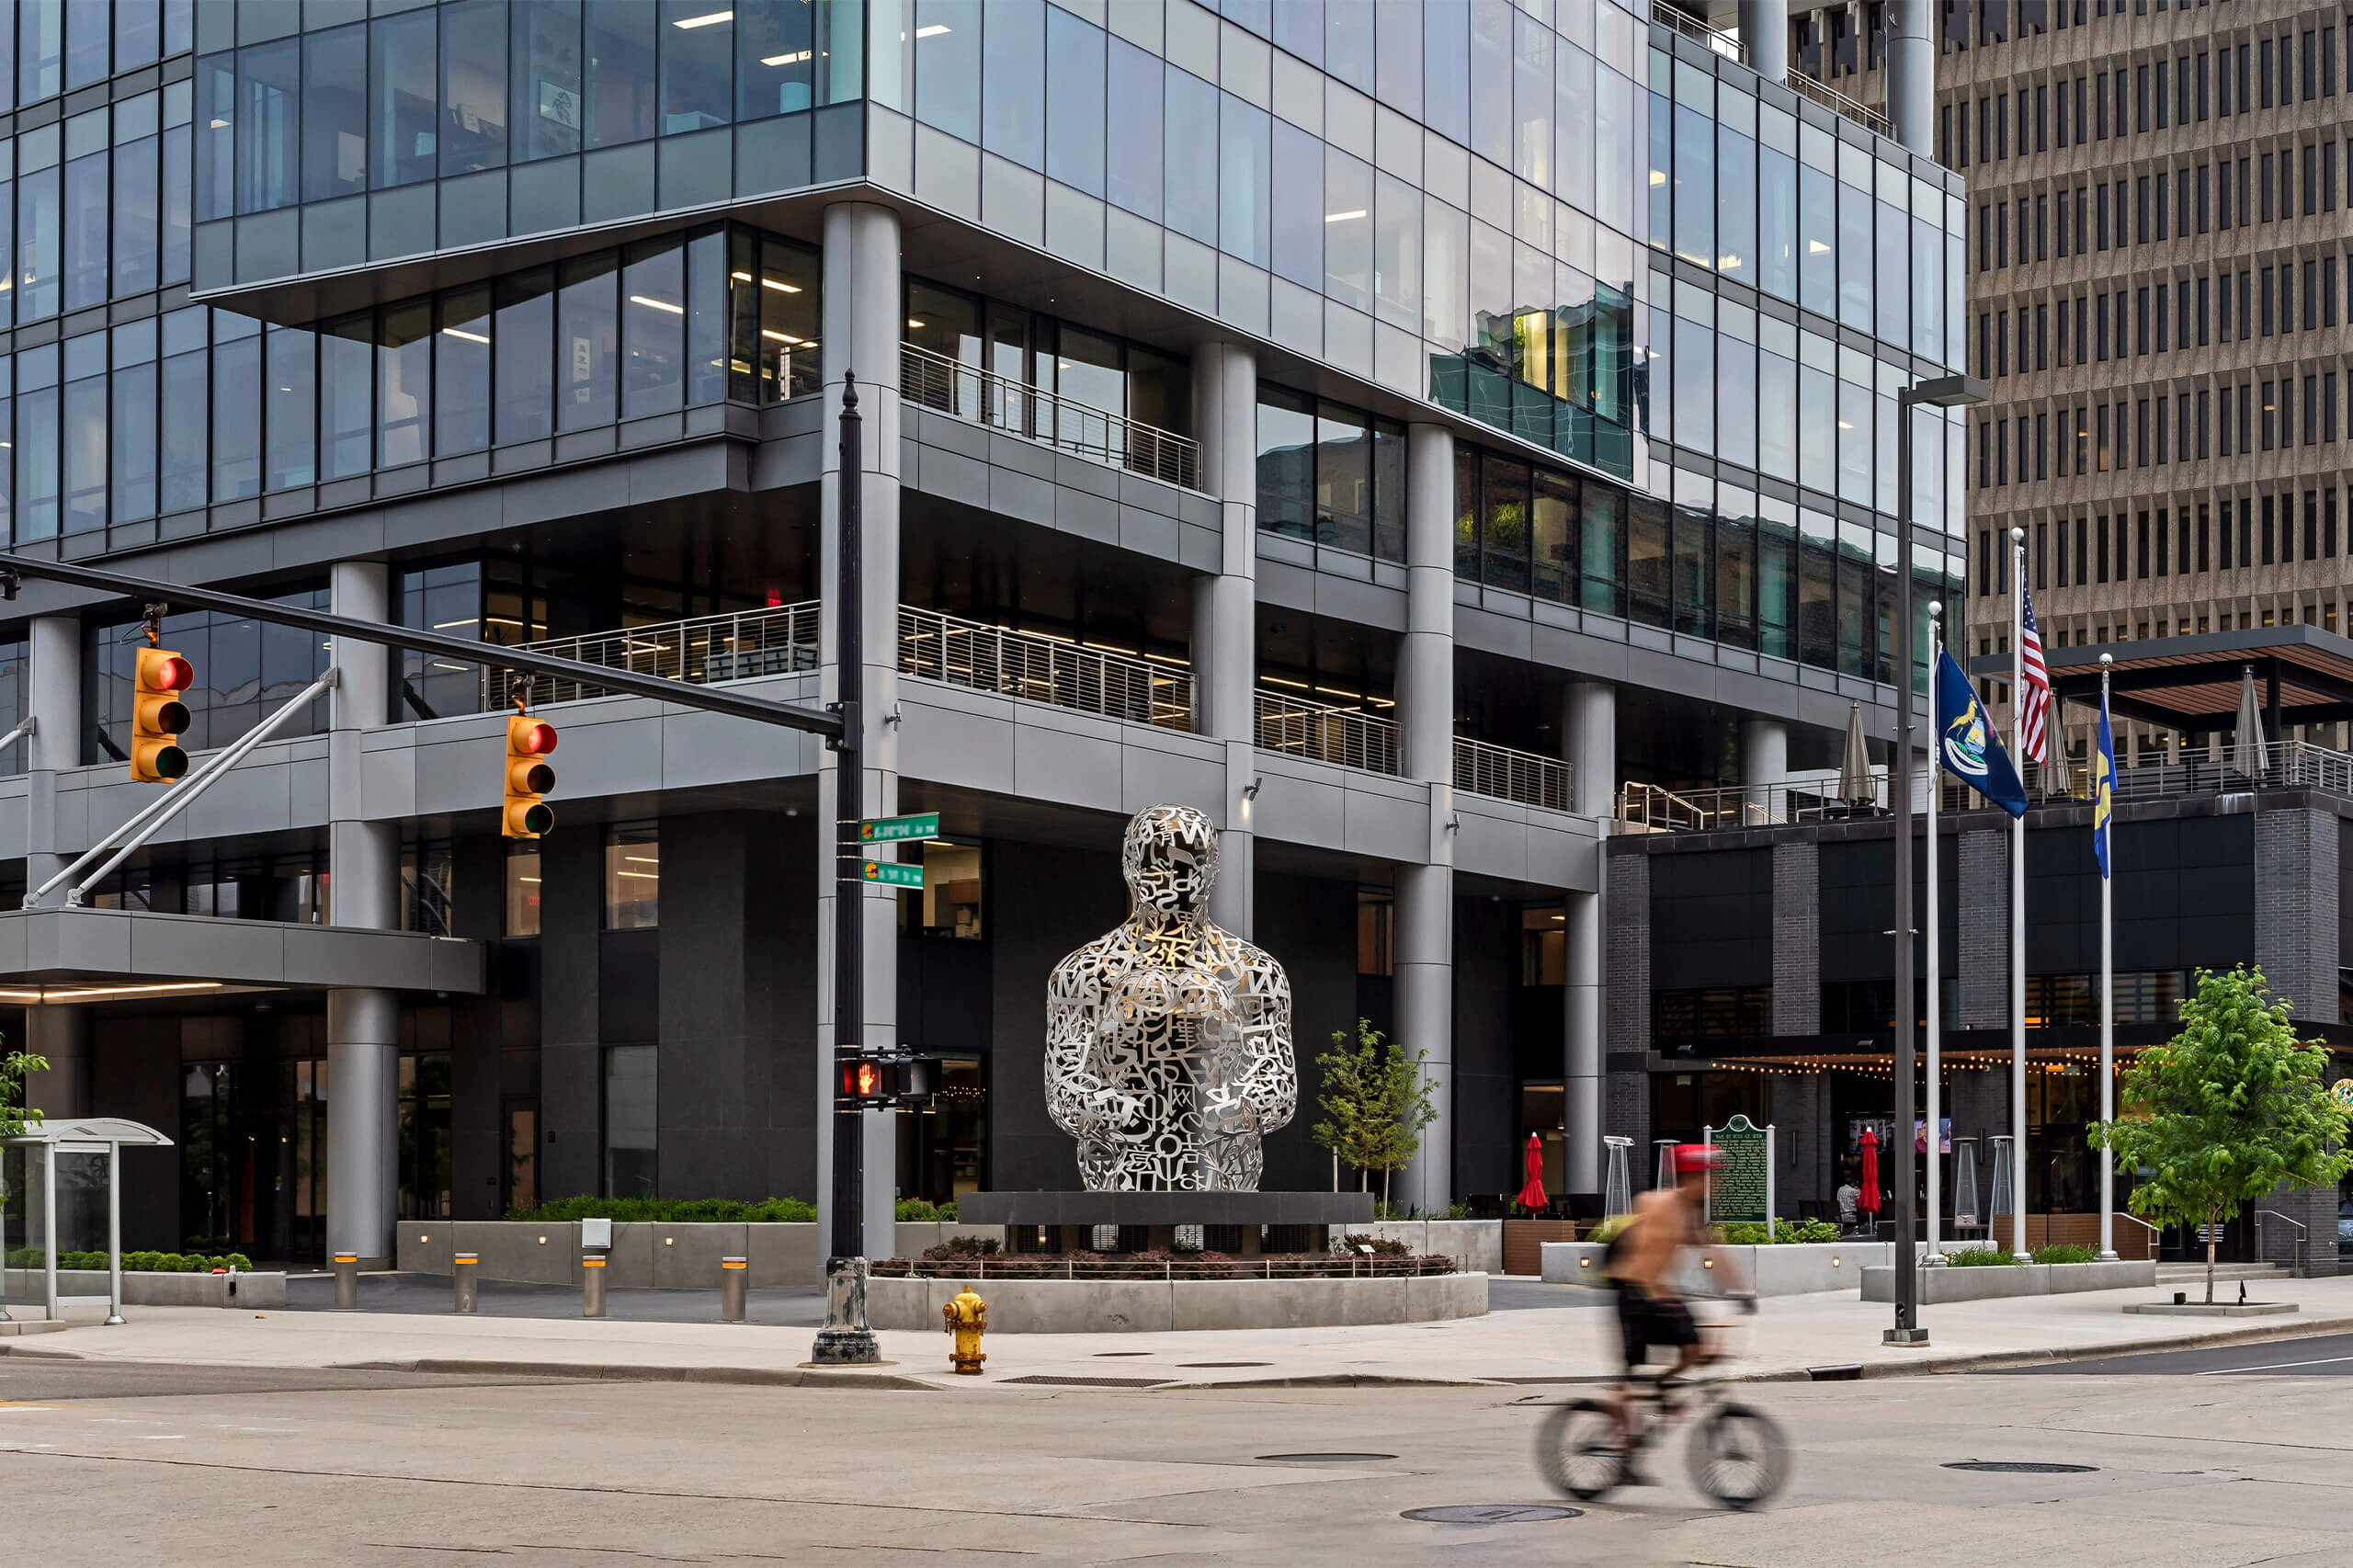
[0,0,1958,1266]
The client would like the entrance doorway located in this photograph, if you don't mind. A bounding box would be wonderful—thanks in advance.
[181,1058,326,1263]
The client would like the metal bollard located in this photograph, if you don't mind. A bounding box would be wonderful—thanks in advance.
[453,1252,479,1313]
[332,1253,358,1311]
[582,1254,607,1317]
[720,1256,747,1323]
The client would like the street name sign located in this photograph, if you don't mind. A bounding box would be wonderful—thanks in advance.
[860,813,940,843]
[861,861,925,887]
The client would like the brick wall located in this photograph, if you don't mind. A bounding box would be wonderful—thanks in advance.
[2255,1179,2339,1278]
[2254,806,2339,1025]
[1957,828,2010,1028]
[1606,851,1651,1053]
[1770,840,1820,1036]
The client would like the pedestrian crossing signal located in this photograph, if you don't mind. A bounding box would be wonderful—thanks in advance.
[504,714,557,837]
[130,647,193,782]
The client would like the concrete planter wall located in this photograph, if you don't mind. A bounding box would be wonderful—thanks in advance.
[1335,1221,1502,1276]
[1861,1258,2155,1302]
[1541,1241,1890,1296]
[37,1269,290,1309]
[867,1271,1489,1333]
[394,1221,1000,1288]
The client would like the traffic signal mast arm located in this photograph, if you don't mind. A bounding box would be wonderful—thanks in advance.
[0,552,845,741]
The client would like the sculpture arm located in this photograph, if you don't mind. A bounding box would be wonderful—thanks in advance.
[1236,954,1297,1132]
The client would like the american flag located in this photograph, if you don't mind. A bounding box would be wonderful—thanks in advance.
[2017,581,2051,765]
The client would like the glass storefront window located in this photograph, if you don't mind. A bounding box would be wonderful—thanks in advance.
[505,842,541,937]
[603,822,659,929]
[903,838,983,938]
[602,1044,657,1199]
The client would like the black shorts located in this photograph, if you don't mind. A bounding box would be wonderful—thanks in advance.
[1616,1288,1699,1370]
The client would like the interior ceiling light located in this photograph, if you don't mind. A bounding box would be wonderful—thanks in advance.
[761,49,813,65]
[628,294,684,314]
[1324,210,1367,222]
[441,326,491,344]
[673,10,733,28]
[915,24,951,37]
[761,277,801,292]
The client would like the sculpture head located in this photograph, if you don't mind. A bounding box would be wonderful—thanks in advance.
[1121,803,1219,916]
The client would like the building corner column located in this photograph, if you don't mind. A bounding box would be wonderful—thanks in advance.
[1885,0,1936,156]
[1564,681,1617,1199]
[24,616,85,1119]
[820,199,905,1256]
[1192,340,1258,939]
[1397,424,1455,1216]
[1736,0,1789,84]
[326,560,400,1267]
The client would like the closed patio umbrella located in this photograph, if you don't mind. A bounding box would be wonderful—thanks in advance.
[1838,701,1876,808]
[1516,1132,1548,1212]
[1857,1127,1883,1222]
[2231,665,2266,780]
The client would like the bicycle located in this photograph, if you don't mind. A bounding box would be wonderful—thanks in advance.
[1534,1304,1790,1511]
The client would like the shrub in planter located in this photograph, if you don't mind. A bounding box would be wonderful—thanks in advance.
[1714,1219,1841,1245]
[922,1234,1000,1262]
[2030,1244,2099,1265]
[503,1195,818,1223]
[1944,1246,2022,1267]
[1336,1233,1410,1256]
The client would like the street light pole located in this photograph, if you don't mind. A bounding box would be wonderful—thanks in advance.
[1887,372,1984,1350]
[813,372,880,1366]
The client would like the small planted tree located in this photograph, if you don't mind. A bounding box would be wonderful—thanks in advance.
[0,1044,49,1141]
[2088,966,2353,1302]
[1311,1018,1440,1212]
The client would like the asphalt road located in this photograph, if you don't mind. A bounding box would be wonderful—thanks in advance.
[1994,1329,2353,1377]
[4,1336,2349,1565]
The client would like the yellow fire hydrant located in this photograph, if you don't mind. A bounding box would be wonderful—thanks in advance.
[943,1286,988,1375]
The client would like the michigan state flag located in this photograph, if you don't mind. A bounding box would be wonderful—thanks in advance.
[1934,648,2029,819]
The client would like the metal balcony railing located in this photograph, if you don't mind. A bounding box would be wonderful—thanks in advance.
[1615,740,2353,835]
[493,603,821,709]
[1784,70,1894,141]
[900,342,1201,491]
[898,607,1196,730]
[1455,737,1574,812]
[1652,1,1745,62]
[1256,690,1401,776]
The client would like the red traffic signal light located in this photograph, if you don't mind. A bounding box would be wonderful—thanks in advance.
[131,646,194,783]
[503,714,557,837]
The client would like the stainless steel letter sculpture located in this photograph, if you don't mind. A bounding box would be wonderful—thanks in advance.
[1045,804,1295,1190]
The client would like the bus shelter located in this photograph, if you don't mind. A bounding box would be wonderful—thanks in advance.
[2,1117,174,1324]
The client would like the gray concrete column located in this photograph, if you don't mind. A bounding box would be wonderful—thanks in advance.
[1564,682,1617,1199]
[325,987,399,1267]
[27,613,79,889]
[1397,424,1454,1215]
[819,199,904,1256]
[326,560,401,1267]
[1192,339,1258,937]
[1737,0,1788,83]
[1885,0,1936,156]
[1740,716,1787,824]
[22,1004,88,1120]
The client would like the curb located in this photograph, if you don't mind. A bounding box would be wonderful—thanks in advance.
[1733,1312,2353,1381]
[1149,1372,1505,1391]
[333,1358,945,1391]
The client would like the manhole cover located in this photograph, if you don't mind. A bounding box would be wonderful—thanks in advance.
[1176,1360,1273,1369]
[1258,1452,1398,1463]
[1943,1461,2099,1474]
[1401,1505,1580,1525]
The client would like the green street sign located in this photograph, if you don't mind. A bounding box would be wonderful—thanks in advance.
[859,812,940,843]
[861,860,925,888]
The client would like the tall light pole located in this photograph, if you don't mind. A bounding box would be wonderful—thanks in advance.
[1887,372,1985,1348]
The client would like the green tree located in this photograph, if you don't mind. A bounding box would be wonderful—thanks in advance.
[1310,1018,1439,1211]
[0,1046,49,1141]
[2088,966,2353,1302]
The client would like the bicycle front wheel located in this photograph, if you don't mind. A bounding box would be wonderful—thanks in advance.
[1535,1398,1627,1502]
[1688,1401,1788,1510]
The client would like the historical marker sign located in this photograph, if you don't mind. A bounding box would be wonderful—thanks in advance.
[1711,1114,1771,1226]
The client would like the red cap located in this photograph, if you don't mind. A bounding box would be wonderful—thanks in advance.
[1672,1143,1722,1175]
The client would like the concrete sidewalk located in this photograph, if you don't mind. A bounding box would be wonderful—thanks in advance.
[10,1272,2353,1389]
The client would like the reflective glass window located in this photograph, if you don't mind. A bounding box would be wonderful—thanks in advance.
[604,823,660,928]
[1164,65,1217,244]
[738,0,815,120]
[1373,175,1418,331]
[1271,119,1321,290]
[1580,483,1620,614]
[157,313,204,512]
[621,240,685,419]
[1375,0,1421,119]
[1468,0,1510,166]
[378,301,433,468]
[686,228,726,406]
[112,330,157,518]
[21,0,61,105]
[1556,42,1593,215]
[162,81,191,284]
[657,0,731,133]
[1328,0,1373,92]
[320,313,374,481]
[211,318,260,502]
[115,0,159,70]
[61,118,106,312]
[265,324,314,490]
[584,0,655,149]
[1042,6,1103,196]
[236,39,298,213]
[1718,105,1756,282]
[1512,10,1551,187]
[1105,39,1161,222]
[115,112,160,295]
[62,335,104,533]
[1759,144,1796,303]
[1837,180,1871,331]
[437,287,493,453]
[1324,148,1374,311]
[303,27,368,201]
[63,0,103,90]
[1256,385,1314,540]
[1798,162,1835,318]
[1716,335,1756,471]
[1531,468,1574,604]
[1671,311,1712,452]
[1220,95,1270,268]
[1316,401,1372,554]
[982,0,1043,169]
[1874,200,1907,347]
[913,0,979,142]
[1483,456,1529,594]
[17,130,59,321]
[1423,0,1469,144]
[558,254,619,429]
[370,8,438,188]
[513,0,585,162]
[442,0,509,174]
[494,267,557,441]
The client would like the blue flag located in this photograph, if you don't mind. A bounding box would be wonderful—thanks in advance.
[2093,687,2114,879]
[1934,648,2028,819]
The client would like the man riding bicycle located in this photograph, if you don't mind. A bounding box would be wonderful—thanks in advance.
[1603,1142,1754,1469]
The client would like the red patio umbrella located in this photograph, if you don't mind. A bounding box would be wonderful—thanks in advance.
[1515,1132,1549,1211]
[1857,1127,1882,1214]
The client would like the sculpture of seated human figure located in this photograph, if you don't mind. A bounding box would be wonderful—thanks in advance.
[1044,803,1295,1191]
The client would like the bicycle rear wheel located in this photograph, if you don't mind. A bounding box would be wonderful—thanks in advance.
[1688,1401,1788,1510]
[1535,1399,1628,1502]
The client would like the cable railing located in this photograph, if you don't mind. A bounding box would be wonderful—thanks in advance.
[1652,0,1745,62]
[898,607,1196,730]
[1256,690,1401,776]
[493,603,821,709]
[900,342,1201,491]
[1616,739,2353,834]
[1455,736,1573,812]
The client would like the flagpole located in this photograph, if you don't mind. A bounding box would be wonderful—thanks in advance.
[2009,528,2029,1262]
[1926,603,1943,1260]
[2097,653,2117,1262]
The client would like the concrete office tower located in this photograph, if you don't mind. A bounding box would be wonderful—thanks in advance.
[5,0,1952,1259]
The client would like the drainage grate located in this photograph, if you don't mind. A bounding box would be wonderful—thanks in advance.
[1092,1351,1154,1358]
[1176,1360,1274,1369]
[1401,1505,1581,1524]
[1943,1461,2098,1474]
[1258,1452,1399,1463]
[1001,1374,1168,1388]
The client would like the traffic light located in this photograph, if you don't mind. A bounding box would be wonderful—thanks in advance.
[503,712,557,837]
[130,646,193,782]
[837,1057,933,1104]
